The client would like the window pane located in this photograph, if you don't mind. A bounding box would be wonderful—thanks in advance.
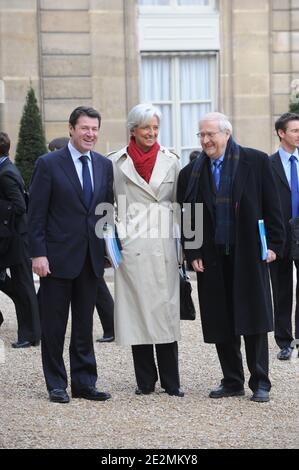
[181,102,210,153]
[138,0,170,5]
[140,57,173,148]
[141,57,171,101]
[156,105,173,148]
[180,56,210,101]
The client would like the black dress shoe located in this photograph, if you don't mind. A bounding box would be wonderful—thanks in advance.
[165,388,185,397]
[0,310,3,327]
[135,387,155,395]
[209,384,245,399]
[11,340,39,349]
[277,346,292,360]
[250,389,270,403]
[49,389,70,403]
[72,386,111,401]
[96,335,114,343]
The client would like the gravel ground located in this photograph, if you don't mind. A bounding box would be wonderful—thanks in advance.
[0,273,298,449]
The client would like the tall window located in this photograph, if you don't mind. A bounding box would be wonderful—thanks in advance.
[140,54,216,166]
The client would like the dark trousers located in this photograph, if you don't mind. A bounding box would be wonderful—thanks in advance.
[270,257,299,349]
[131,342,180,392]
[40,255,99,392]
[216,251,270,392]
[0,256,40,343]
[216,334,271,392]
[95,277,114,337]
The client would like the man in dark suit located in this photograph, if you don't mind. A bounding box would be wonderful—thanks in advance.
[28,106,114,403]
[177,112,285,403]
[0,132,40,348]
[47,137,115,343]
[269,112,299,360]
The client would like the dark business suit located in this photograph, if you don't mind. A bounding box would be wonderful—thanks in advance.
[269,151,299,349]
[178,144,285,392]
[28,146,113,392]
[96,277,114,338]
[0,158,40,344]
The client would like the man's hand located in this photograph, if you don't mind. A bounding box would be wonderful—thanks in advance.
[266,249,276,264]
[32,257,51,277]
[191,258,205,272]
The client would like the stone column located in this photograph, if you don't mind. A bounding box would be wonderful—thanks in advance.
[0,0,40,157]
[220,0,272,153]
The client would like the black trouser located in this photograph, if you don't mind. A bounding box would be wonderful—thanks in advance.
[40,255,99,392]
[270,257,299,349]
[0,256,40,343]
[216,333,271,392]
[95,277,114,337]
[131,342,180,392]
[216,250,270,392]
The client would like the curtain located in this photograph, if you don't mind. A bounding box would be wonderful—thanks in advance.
[180,56,211,166]
[141,54,213,166]
[141,57,172,147]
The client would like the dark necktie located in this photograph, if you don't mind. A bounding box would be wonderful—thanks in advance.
[212,160,222,191]
[290,155,299,218]
[80,155,93,209]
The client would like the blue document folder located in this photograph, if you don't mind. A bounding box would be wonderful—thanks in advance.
[258,219,268,261]
[103,224,122,269]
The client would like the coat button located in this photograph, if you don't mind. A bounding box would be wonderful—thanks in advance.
[3,220,8,225]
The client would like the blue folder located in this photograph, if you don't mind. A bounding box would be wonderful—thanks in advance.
[258,219,268,261]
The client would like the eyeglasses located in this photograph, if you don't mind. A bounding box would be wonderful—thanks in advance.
[196,131,222,140]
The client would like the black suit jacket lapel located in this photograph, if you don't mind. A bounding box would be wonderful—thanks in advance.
[271,151,290,192]
[90,152,104,210]
[57,147,86,207]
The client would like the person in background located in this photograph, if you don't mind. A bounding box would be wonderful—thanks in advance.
[0,131,40,348]
[269,112,299,360]
[189,150,201,163]
[178,112,284,403]
[47,136,115,344]
[110,103,183,397]
[28,106,113,403]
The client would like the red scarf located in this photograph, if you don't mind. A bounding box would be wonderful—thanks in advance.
[127,136,160,183]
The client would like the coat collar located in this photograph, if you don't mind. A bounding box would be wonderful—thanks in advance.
[185,147,251,222]
[271,151,290,191]
[116,146,175,200]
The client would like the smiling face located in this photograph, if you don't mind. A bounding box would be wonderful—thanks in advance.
[199,119,230,160]
[69,115,99,154]
[278,119,299,154]
[131,116,159,152]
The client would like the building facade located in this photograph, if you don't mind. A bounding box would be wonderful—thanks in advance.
[0,0,298,164]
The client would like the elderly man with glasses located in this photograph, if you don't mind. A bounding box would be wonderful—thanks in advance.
[177,112,285,403]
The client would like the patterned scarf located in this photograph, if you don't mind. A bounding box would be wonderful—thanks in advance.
[127,136,160,183]
[210,136,240,252]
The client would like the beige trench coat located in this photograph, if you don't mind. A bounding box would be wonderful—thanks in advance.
[110,146,181,346]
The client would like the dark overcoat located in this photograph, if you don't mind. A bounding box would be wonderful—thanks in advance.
[177,145,285,343]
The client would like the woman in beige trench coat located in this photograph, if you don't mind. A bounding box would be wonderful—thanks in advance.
[109,103,183,397]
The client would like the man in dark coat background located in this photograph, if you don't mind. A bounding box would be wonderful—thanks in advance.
[0,131,40,348]
[28,106,114,404]
[269,112,299,360]
[177,112,285,403]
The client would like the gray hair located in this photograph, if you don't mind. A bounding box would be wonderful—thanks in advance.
[199,112,233,134]
[127,103,162,131]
